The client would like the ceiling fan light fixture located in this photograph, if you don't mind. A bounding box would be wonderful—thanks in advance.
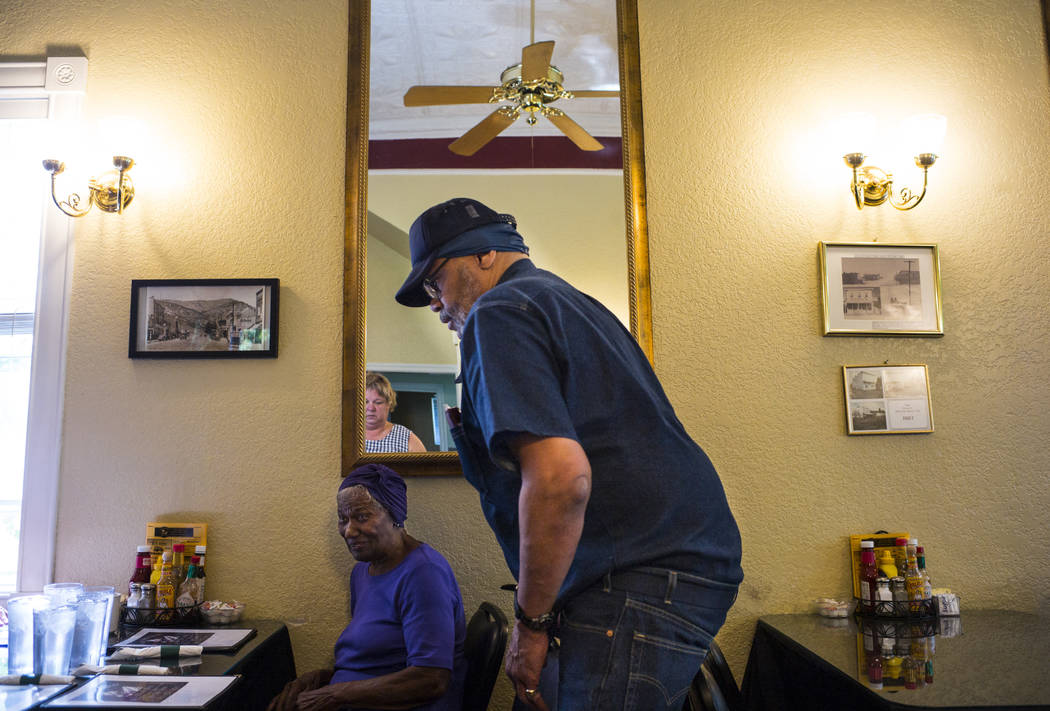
[499,63,564,87]
[403,40,614,155]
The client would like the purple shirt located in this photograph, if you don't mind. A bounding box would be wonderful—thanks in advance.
[332,543,466,711]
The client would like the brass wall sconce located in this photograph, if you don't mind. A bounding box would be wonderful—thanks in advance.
[843,152,936,211]
[841,113,946,211]
[42,156,135,217]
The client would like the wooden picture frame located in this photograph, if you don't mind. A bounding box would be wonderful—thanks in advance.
[820,242,943,336]
[129,279,279,359]
[842,364,933,435]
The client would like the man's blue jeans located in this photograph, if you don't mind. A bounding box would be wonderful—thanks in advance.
[555,567,738,710]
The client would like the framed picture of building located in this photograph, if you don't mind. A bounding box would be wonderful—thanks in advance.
[842,364,933,435]
[129,279,279,359]
[819,242,943,336]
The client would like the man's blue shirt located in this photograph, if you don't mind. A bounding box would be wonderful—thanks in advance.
[456,259,743,605]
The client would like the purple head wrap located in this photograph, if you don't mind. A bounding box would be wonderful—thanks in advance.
[338,463,408,526]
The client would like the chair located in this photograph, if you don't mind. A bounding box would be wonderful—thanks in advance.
[703,640,743,711]
[685,665,731,711]
[683,640,743,711]
[462,601,509,711]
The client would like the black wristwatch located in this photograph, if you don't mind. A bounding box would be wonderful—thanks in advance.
[514,597,557,631]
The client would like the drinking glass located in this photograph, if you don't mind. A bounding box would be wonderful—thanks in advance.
[33,601,77,675]
[69,586,115,669]
[43,582,84,606]
[6,594,49,675]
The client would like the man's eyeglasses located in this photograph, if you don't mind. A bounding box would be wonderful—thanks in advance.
[422,258,450,300]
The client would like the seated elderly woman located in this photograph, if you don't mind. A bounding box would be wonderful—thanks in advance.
[365,371,427,453]
[268,464,466,711]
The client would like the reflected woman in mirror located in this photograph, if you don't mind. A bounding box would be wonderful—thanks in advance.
[364,371,426,453]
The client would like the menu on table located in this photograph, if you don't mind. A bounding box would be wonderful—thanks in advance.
[113,627,255,652]
[1,682,74,711]
[42,675,238,709]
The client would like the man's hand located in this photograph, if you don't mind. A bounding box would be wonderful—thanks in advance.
[506,622,551,710]
[266,669,333,711]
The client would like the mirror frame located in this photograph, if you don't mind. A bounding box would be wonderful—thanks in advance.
[342,0,652,477]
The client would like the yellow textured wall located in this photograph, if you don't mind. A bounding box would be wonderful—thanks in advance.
[1,0,352,676]
[638,0,1050,674]
[4,0,1050,704]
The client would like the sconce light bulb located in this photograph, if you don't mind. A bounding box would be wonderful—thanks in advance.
[42,159,66,175]
[843,153,866,169]
[915,153,937,168]
[112,156,134,171]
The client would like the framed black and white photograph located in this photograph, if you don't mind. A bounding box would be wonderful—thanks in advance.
[842,364,933,435]
[820,242,943,336]
[129,279,279,359]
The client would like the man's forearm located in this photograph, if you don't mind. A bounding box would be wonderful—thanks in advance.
[512,436,592,617]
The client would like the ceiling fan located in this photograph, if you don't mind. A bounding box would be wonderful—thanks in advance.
[403,39,619,156]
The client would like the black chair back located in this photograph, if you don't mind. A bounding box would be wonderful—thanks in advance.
[683,640,742,711]
[462,601,509,711]
[685,665,731,711]
[703,640,743,711]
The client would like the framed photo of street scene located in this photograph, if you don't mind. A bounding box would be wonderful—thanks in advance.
[820,242,943,336]
[129,279,279,359]
[842,364,933,435]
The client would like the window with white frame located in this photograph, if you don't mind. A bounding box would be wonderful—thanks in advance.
[0,58,84,593]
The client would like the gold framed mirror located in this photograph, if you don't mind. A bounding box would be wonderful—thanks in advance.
[342,0,652,477]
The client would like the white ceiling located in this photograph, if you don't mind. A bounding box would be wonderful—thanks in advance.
[369,0,622,141]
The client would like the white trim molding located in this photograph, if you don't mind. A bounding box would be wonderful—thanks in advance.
[1,57,86,591]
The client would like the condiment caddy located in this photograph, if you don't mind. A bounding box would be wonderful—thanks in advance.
[852,533,938,620]
[121,532,208,629]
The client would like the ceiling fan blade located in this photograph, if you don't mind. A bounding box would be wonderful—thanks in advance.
[404,85,497,107]
[449,109,518,156]
[566,89,620,99]
[521,40,555,82]
[545,110,604,151]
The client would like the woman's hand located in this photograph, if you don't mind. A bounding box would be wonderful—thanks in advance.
[295,685,347,711]
[266,669,333,711]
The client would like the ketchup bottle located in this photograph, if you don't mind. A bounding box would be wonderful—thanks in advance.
[129,545,152,593]
[859,540,878,614]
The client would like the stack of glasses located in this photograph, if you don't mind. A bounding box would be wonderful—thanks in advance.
[6,583,115,675]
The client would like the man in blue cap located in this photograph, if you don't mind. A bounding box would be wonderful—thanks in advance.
[396,197,742,710]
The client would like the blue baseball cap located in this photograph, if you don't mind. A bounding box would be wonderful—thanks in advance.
[395,198,522,307]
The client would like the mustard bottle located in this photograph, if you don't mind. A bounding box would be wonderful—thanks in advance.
[876,548,898,578]
[149,550,163,585]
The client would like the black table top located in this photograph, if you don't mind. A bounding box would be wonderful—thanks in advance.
[110,618,286,677]
[757,610,1050,709]
[1,619,294,711]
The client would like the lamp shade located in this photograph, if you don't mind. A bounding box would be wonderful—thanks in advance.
[900,113,946,156]
[830,112,877,157]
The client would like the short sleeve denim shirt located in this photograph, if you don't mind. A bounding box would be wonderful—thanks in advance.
[455,260,743,604]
